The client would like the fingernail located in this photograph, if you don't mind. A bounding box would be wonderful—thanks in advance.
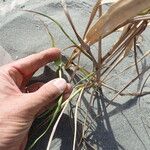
[50,78,67,93]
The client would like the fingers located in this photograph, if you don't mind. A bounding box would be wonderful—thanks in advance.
[23,78,70,115]
[23,82,72,99]
[10,48,60,78]
[36,83,72,116]
[38,82,72,116]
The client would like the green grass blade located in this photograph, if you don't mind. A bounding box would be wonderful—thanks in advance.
[46,87,83,150]
[27,96,63,150]
[25,10,78,46]
[39,18,56,47]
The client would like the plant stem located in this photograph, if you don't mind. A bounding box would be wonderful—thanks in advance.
[97,3,102,83]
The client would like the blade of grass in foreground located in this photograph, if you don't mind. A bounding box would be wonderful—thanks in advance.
[27,97,63,150]
[46,87,84,150]
[28,87,83,150]
[73,87,85,150]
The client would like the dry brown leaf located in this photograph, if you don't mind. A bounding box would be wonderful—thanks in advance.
[65,47,80,68]
[102,0,118,4]
[84,0,119,37]
[83,0,102,38]
[85,0,150,46]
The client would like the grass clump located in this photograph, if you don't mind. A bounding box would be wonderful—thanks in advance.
[26,0,150,149]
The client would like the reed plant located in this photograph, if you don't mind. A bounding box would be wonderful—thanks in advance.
[26,0,150,149]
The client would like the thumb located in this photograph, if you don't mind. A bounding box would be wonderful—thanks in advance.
[25,78,67,114]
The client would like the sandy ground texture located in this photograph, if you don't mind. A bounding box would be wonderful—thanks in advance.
[0,0,150,150]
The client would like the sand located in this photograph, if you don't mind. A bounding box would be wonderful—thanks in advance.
[0,0,150,150]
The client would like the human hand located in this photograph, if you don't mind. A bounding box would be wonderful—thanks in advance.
[0,48,72,150]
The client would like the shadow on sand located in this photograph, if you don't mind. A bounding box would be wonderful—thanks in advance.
[26,64,149,150]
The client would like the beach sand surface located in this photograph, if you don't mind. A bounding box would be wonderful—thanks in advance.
[0,1,150,150]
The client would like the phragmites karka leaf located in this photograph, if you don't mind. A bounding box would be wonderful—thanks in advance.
[102,0,119,4]
[85,0,150,45]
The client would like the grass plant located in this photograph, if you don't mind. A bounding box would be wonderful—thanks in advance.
[26,0,150,149]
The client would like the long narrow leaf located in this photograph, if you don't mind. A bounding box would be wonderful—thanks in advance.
[73,87,85,150]
[85,0,150,45]
[61,0,90,52]
[46,87,83,150]
[25,10,78,46]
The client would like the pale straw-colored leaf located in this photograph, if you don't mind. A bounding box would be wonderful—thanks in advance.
[84,0,119,37]
[73,87,85,150]
[46,87,83,150]
[102,0,118,4]
[85,0,150,45]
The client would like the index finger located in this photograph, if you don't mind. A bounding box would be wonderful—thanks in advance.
[11,48,60,78]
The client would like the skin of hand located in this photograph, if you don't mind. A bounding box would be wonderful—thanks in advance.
[0,48,72,150]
